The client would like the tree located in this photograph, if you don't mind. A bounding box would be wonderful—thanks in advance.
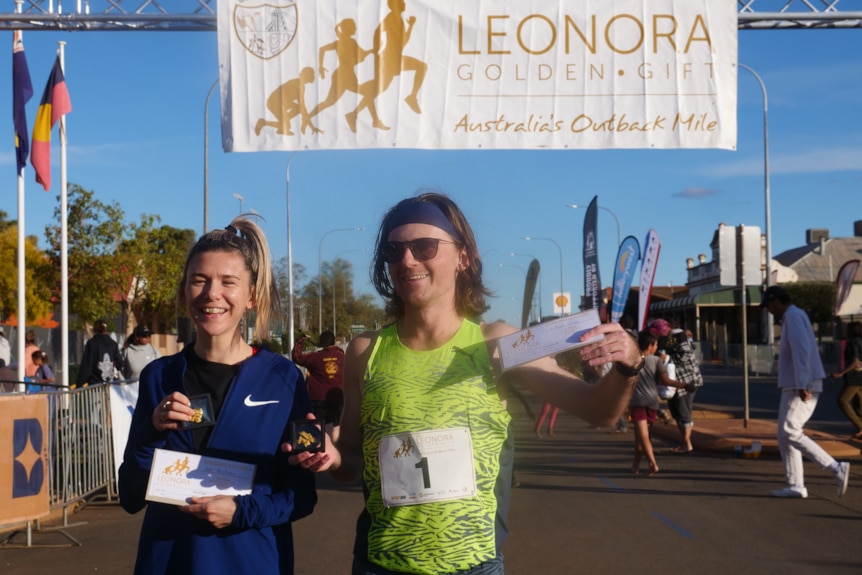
[0,210,15,233]
[122,219,196,332]
[45,184,127,328]
[45,184,195,333]
[314,258,385,340]
[0,226,54,324]
[784,283,835,336]
[276,256,316,336]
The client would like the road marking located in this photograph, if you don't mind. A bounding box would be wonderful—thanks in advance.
[650,511,694,538]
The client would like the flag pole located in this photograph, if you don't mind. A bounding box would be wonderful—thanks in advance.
[58,41,70,389]
[14,0,26,391]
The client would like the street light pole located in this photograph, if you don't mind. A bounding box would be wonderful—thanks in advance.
[567,203,621,246]
[232,193,243,215]
[203,78,218,235]
[319,228,364,335]
[525,236,564,315]
[739,63,773,345]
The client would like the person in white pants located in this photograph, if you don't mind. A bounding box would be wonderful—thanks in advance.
[762,286,850,499]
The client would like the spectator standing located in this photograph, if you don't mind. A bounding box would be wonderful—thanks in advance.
[76,319,123,387]
[123,325,162,380]
[761,286,851,498]
[31,351,55,389]
[833,321,862,439]
[292,330,345,440]
[0,327,11,367]
[24,329,40,377]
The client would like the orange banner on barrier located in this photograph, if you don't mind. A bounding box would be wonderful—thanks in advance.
[0,395,50,525]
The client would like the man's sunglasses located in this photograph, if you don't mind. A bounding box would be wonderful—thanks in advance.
[381,238,459,263]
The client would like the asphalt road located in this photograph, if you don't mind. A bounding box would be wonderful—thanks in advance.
[3,369,861,574]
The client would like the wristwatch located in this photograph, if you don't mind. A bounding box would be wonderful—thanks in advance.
[613,354,646,378]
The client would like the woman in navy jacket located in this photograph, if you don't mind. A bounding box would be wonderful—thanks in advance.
[119,217,316,574]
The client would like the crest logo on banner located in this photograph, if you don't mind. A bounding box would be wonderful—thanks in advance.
[233,3,298,60]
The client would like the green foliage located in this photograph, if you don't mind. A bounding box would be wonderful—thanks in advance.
[783,283,835,324]
[46,184,126,327]
[0,225,54,323]
[45,183,195,329]
[126,221,196,327]
[283,256,384,339]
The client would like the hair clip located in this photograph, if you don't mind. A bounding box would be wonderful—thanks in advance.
[225,224,239,235]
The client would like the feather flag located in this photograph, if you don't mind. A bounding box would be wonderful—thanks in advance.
[13,30,34,176]
[582,196,601,311]
[31,56,71,191]
[610,236,641,324]
[638,229,661,331]
[835,259,860,316]
[521,259,540,329]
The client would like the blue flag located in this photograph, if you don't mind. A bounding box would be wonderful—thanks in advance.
[13,30,34,176]
[610,236,641,324]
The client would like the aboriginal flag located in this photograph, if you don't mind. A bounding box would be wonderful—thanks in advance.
[31,56,71,191]
[12,30,33,176]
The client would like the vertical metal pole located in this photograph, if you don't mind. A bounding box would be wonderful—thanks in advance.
[286,153,296,351]
[203,79,218,235]
[14,0,26,391]
[739,225,750,427]
[58,41,69,388]
[739,63,772,345]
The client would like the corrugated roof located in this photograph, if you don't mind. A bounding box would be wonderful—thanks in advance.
[774,237,862,283]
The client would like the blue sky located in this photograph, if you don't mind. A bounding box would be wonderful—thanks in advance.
[1,26,861,327]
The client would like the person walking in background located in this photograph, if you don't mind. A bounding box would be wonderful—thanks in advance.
[534,401,559,439]
[24,329,40,378]
[761,286,851,498]
[123,325,162,380]
[292,330,345,442]
[648,318,702,454]
[629,331,693,476]
[119,217,316,574]
[286,192,642,574]
[0,327,11,368]
[76,319,123,387]
[832,321,862,440]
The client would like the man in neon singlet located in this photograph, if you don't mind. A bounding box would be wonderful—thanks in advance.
[288,192,644,574]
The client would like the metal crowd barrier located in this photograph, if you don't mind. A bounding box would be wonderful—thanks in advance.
[47,384,117,510]
[0,380,136,546]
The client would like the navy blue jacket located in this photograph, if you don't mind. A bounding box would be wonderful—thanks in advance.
[118,347,316,574]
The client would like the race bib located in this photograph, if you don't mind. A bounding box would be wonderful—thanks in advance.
[378,427,476,507]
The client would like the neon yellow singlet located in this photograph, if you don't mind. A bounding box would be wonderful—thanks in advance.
[360,319,511,574]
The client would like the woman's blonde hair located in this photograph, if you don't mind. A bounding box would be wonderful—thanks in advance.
[177,216,281,341]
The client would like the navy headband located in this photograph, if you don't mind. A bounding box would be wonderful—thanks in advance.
[387,201,461,241]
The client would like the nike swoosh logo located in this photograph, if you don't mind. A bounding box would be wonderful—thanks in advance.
[244,394,279,407]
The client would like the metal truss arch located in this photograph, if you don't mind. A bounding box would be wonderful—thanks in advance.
[0,0,861,31]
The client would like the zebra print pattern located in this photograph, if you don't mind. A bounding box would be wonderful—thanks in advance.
[360,320,511,574]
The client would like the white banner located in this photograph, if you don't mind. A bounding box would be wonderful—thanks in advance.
[218,0,738,151]
[109,381,139,483]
